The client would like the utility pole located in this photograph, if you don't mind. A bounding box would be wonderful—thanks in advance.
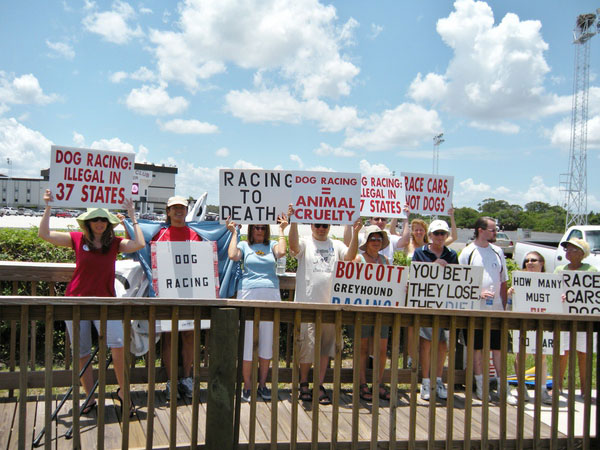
[561,11,600,229]
[432,133,444,175]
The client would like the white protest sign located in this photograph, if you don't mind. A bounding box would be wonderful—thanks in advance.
[48,145,135,208]
[401,172,454,216]
[511,272,563,354]
[561,271,600,315]
[331,260,408,307]
[360,175,407,218]
[291,171,360,225]
[407,262,483,309]
[219,169,292,224]
[151,241,220,331]
[132,169,152,200]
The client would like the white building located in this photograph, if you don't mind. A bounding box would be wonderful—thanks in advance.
[1,162,177,212]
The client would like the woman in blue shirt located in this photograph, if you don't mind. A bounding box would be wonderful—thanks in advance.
[226,215,288,401]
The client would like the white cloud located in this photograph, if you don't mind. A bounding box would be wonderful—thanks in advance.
[110,66,156,83]
[225,87,361,132]
[0,118,53,177]
[0,72,59,106]
[215,147,229,157]
[469,120,519,134]
[89,137,150,163]
[550,115,600,151]
[46,40,75,60]
[72,131,85,146]
[369,23,384,39]
[157,119,218,134]
[136,144,150,162]
[408,0,556,120]
[313,142,355,157]
[149,0,359,98]
[358,160,392,177]
[290,154,304,168]
[343,103,442,150]
[83,0,144,45]
[125,84,188,115]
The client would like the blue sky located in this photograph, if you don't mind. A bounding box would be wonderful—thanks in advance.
[1,0,600,211]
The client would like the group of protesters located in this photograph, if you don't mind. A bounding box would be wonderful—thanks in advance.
[38,189,595,415]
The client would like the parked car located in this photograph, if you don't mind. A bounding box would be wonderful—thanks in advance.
[55,210,72,218]
[495,232,514,258]
[18,208,33,216]
[514,225,600,272]
[2,206,18,216]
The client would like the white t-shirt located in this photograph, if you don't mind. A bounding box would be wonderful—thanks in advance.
[358,230,400,262]
[293,236,348,303]
[459,242,508,311]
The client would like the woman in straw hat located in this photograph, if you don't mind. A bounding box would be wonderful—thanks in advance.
[38,188,145,416]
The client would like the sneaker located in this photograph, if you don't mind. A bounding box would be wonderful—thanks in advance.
[420,379,430,401]
[541,389,552,405]
[241,389,251,402]
[436,379,447,400]
[165,379,180,399]
[523,388,532,402]
[475,375,490,401]
[257,386,272,401]
[178,376,194,399]
[506,394,518,405]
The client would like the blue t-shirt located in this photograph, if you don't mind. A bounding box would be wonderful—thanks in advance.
[238,240,279,290]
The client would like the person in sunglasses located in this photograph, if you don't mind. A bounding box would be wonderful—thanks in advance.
[38,188,145,416]
[352,225,393,401]
[507,251,552,405]
[288,204,362,405]
[412,219,457,401]
[226,215,288,402]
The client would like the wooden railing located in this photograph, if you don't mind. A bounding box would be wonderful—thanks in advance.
[1,261,600,449]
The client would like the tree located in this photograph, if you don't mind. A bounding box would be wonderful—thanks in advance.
[453,207,480,228]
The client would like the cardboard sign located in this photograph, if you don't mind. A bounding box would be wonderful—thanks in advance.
[132,169,152,200]
[407,262,483,309]
[561,271,600,315]
[360,175,407,218]
[291,171,360,225]
[219,169,292,224]
[511,272,563,354]
[401,172,454,215]
[151,241,220,331]
[48,145,135,208]
[331,260,408,307]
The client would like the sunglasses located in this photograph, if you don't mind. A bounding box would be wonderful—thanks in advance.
[524,258,540,263]
[432,230,448,236]
[314,224,329,229]
[253,226,267,231]
[368,236,383,242]
[89,217,109,223]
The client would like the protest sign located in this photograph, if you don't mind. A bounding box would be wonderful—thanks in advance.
[360,175,407,218]
[132,168,152,200]
[219,169,292,224]
[48,145,135,208]
[407,262,483,310]
[291,171,360,225]
[331,260,408,307]
[511,271,563,354]
[561,271,600,315]
[152,241,220,331]
[401,172,454,215]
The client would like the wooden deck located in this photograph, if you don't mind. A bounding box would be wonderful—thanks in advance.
[0,385,572,449]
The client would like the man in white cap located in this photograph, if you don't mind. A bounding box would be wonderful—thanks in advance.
[151,195,202,399]
[412,219,458,401]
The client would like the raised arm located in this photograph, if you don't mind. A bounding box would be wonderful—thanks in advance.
[343,223,352,246]
[119,199,146,253]
[344,218,363,261]
[273,213,288,258]
[288,203,300,256]
[226,217,242,261]
[38,189,72,247]
[444,206,457,246]
[394,204,411,249]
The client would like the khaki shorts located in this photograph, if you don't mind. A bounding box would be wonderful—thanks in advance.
[298,322,337,364]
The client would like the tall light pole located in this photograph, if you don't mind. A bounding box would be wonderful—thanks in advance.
[432,133,444,175]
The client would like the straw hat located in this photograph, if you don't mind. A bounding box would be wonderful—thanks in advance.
[359,225,390,251]
[560,237,590,259]
[76,208,120,231]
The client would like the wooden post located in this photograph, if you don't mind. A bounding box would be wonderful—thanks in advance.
[205,307,239,450]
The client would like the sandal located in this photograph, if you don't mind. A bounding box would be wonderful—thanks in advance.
[359,383,372,401]
[299,382,312,402]
[378,384,391,401]
[81,400,97,414]
[318,385,331,405]
[116,388,136,418]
